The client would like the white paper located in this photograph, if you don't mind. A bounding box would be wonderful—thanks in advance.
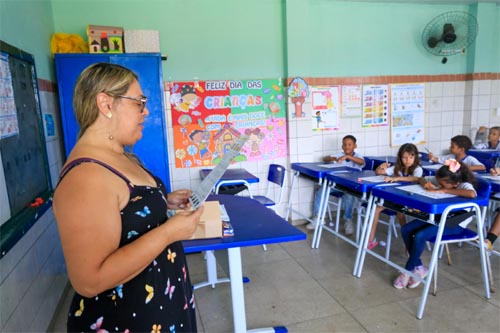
[396,184,456,199]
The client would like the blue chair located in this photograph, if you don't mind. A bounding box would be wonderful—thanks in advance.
[248,164,287,212]
[422,177,492,317]
[234,164,287,251]
[419,151,430,161]
[477,157,494,172]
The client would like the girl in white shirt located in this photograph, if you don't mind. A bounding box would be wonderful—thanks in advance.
[393,160,477,289]
[367,143,423,249]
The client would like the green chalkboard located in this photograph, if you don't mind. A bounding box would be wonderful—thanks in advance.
[0,41,52,258]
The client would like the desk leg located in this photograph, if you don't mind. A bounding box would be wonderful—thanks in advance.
[312,179,329,249]
[285,170,299,221]
[354,195,377,277]
[193,250,230,290]
[228,248,283,333]
[228,247,247,333]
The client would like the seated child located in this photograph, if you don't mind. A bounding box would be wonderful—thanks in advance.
[474,126,500,150]
[367,143,423,249]
[428,135,485,172]
[393,160,477,289]
[307,135,365,235]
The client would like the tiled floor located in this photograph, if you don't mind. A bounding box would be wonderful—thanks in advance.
[49,221,500,332]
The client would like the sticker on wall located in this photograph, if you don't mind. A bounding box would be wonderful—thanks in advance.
[170,79,287,168]
[288,77,309,118]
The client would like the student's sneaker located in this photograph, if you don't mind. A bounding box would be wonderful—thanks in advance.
[306,219,324,230]
[393,272,410,289]
[476,239,493,251]
[408,265,428,289]
[367,239,379,250]
[344,220,354,235]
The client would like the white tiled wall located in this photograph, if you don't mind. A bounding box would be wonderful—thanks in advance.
[0,90,67,332]
[164,78,499,223]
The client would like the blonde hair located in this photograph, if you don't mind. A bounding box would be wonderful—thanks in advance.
[73,62,138,138]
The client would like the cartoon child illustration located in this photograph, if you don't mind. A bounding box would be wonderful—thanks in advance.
[174,84,201,112]
[314,111,322,128]
[189,129,212,159]
[245,128,264,157]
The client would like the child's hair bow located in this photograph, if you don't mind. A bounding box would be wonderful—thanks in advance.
[444,159,461,173]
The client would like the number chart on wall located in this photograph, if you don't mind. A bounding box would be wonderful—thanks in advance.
[170,79,287,168]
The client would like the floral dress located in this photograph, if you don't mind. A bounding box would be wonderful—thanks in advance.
[61,158,197,333]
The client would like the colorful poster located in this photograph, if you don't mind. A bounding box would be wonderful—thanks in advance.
[0,53,19,139]
[310,85,340,131]
[341,85,362,118]
[362,84,389,127]
[390,83,425,146]
[170,79,287,168]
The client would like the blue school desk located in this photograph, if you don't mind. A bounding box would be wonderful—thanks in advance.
[199,168,260,185]
[468,149,500,160]
[354,182,491,319]
[285,162,359,247]
[183,194,306,333]
[313,170,403,250]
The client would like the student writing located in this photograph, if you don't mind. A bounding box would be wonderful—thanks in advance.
[367,143,423,250]
[393,160,476,289]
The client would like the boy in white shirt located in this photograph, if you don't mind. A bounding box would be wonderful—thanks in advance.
[307,135,365,235]
[428,135,485,172]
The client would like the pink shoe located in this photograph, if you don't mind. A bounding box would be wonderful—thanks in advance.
[408,265,428,289]
[393,272,410,289]
[367,239,379,250]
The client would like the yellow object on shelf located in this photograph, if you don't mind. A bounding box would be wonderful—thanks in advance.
[50,33,88,54]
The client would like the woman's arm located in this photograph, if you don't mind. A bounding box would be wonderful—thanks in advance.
[54,163,203,297]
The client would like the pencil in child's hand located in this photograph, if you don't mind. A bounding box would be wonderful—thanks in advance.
[425,147,431,153]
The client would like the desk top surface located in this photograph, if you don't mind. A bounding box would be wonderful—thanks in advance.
[476,174,500,193]
[366,156,434,167]
[291,162,359,179]
[182,195,306,253]
[199,168,260,183]
[326,170,394,193]
[371,184,490,214]
[468,149,500,160]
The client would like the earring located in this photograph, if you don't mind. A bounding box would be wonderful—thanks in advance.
[108,134,114,140]
[106,112,112,119]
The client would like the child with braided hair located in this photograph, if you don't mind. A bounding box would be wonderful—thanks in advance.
[393,159,477,289]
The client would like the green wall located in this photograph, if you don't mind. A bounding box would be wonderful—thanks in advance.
[0,0,55,80]
[51,0,285,81]
[1,1,498,82]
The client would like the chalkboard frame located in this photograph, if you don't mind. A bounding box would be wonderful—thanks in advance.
[0,41,52,259]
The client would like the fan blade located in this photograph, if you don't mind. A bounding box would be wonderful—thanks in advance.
[428,37,439,48]
[442,23,457,44]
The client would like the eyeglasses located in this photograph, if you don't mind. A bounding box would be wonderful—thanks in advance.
[117,95,148,113]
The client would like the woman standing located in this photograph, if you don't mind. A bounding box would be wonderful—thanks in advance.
[53,63,202,332]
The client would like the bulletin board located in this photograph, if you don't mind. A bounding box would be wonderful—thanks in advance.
[0,41,52,258]
[170,79,287,168]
